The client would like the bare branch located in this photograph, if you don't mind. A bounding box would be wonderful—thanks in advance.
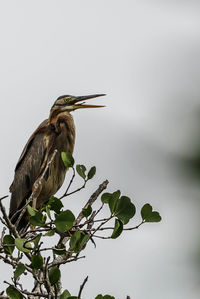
[78,276,88,299]
[0,196,8,202]
[0,227,6,248]
[74,179,109,227]
[0,197,20,239]
[59,167,76,199]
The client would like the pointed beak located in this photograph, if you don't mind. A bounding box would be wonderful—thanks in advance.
[72,94,106,109]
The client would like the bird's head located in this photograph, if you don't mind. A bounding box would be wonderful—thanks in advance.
[50,94,106,114]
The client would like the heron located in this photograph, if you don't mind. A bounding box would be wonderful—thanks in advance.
[9,94,105,231]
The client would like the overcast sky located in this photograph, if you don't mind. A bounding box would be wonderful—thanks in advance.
[0,1,200,298]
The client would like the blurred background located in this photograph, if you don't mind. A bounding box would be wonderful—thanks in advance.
[0,1,200,298]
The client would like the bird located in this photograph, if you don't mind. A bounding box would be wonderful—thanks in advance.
[9,94,105,231]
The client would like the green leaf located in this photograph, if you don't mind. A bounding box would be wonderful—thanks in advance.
[70,231,81,252]
[44,229,55,237]
[49,266,61,285]
[32,233,42,252]
[141,203,152,220]
[95,295,115,299]
[87,166,96,179]
[14,263,26,279]
[60,289,71,299]
[82,205,92,218]
[15,238,32,253]
[76,164,86,179]
[70,231,89,253]
[79,233,90,250]
[61,152,74,168]
[29,212,46,227]
[47,196,63,214]
[55,210,75,232]
[6,286,23,299]
[31,255,43,269]
[114,196,136,224]
[27,204,37,216]
[111,219,123,239]
[108,191,121,214]
[101,192,112,204]
[3,235,15,255]
[53,243,66,255]
[112,190,121,199]
[141,204,161,222]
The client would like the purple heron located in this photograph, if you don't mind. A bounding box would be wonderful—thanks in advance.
[9,94,105,231]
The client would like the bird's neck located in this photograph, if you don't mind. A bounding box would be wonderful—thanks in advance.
[48,111,75,134]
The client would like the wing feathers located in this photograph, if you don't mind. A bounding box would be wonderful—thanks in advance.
[9,120,50,218]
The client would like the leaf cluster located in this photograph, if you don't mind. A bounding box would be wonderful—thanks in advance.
[0,152,161,299]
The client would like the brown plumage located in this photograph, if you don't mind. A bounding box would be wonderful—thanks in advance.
[9,94,105,231]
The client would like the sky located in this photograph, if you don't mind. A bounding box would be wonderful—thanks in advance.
[0,1,200,298]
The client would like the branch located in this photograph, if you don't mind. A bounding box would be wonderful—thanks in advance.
[59,167,76,199]
[51,180,108,268]
[0,227,6,248]
[84,221,145,232]
[0,196,20,239]
[77,276,88,299]
[51,255,86,268]
[74,179,109,226]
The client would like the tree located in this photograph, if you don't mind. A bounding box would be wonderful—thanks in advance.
[0,151,161,298]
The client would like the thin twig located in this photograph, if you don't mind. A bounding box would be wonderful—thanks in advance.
[91,215,113,238]
[21,227,51,238]
[77,276,88,299]
[0,196,8,202]
[0,227,6,247]
[44,256,53,296]
[83,221,145,232]
[74,180,109,227]
[124,221,144,230]
[93,235,111,239]
[51,255,85,267]
[59,167,76,199]
[94,203,104,218]
[0,197,20,239]
[0,254,17,268]
[60,178,87,199]
[0,217,7,227]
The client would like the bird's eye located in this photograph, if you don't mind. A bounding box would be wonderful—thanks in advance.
[64,97,71,102]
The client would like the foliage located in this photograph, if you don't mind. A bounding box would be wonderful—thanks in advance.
[0,152,161,298]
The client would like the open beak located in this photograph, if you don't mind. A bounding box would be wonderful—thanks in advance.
[72,94,106,109]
